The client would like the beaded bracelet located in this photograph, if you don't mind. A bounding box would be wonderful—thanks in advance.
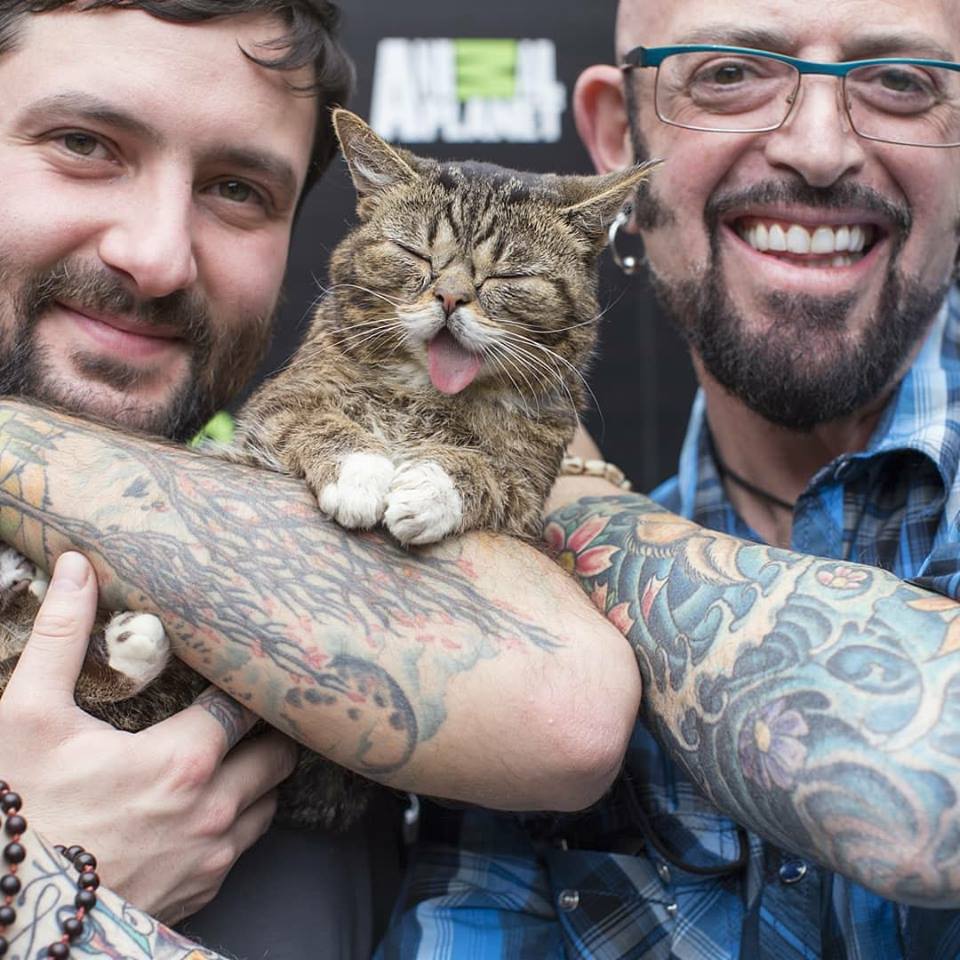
[559,455,633,491]
[0,782,99,958]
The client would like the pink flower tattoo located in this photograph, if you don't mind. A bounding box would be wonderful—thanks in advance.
[545,515,619,579]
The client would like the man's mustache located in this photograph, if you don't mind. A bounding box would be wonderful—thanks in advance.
[705,179,912,237]
[22,259,212,348]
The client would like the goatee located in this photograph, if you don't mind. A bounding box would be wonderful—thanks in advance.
[651,179,947,431]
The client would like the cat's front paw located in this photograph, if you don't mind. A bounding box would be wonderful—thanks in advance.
[105,612,170,690]
[384,461,463,546]
[319,453,395,530]
[0,548,41,611]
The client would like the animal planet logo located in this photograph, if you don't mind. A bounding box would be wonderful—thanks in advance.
[370,38,567,144]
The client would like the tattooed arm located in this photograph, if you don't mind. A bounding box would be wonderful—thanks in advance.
[9,825,225,960]
[548,492,960,906]
[0,399,639,810]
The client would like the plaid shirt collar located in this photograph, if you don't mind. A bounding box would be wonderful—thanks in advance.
[675,288,960,536]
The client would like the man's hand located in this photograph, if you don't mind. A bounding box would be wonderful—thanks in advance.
[0,552,298,923]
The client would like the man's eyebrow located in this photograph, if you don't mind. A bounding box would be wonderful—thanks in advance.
[673,26,796,54]
[201,145,300,202]
[672,26,956,63]
[20,92,164,145]
[841,33,956,63]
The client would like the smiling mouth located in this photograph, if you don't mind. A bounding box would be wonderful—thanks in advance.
[57,301,181,340]
[733,217,883,268]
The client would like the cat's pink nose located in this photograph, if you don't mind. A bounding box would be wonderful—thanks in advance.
[437,291,469,317]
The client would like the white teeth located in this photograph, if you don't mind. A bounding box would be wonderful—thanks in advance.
[810,226,835,254]
[832,255,853,267]
[740,219,876,261]
[786,225,811,254]
[768,224,787,251]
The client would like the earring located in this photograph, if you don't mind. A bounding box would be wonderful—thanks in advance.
[608,208,642,275]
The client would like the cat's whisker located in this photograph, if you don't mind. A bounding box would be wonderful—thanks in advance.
[330,319,407,346]
[498,338,580,420]
[501,332,602,428]
[493,342,566,416]
[482,344,538,418]
[484,314,594,336]
[331,318,404,339]
[323,282,408,310]
[331,324,410,355]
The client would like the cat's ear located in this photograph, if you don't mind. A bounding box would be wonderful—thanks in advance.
[332,109,420,209]
[558,160,662,249]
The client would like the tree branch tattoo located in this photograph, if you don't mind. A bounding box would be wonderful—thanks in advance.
[548,494,960,905]
[0,401,564,785]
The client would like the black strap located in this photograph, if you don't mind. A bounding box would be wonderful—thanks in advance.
[710,435,796,513]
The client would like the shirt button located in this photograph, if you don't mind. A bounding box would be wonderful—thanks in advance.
[779,859,808,885]
[666,902,678,918]
[557,889,580,912]
[657,862,672,884]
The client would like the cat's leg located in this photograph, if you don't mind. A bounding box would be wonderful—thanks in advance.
[236,409,396,531]
[385,439,560,545]
[318,452,396,530]
[0,547,47,611]
[385,446,512,545]
[383,461,465,546]
[102,611,170,690]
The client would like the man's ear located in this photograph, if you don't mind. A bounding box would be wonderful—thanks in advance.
[573,65,635,175]
[332,108,419,205]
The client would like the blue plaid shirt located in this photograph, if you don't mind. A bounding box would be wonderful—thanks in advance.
[377,288,960,960]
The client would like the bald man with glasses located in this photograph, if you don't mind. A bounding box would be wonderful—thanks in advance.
[379,0,960,957]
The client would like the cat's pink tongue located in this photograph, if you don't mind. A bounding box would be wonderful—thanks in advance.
[427,328,483,395]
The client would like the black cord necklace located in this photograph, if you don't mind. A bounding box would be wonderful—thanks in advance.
[711,441,796,513]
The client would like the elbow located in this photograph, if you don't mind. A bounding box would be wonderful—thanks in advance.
[548,724,633,812]
[534,671,640,813]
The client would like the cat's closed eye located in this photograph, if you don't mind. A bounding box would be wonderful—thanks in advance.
[392,241,432,265]
[480,272,536,284]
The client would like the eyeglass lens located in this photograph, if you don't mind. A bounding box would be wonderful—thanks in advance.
[654,52,960,146]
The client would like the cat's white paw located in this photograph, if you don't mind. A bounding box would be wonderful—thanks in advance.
[384,461,463,546]
[28,574,50,602]
[319,453,395,529]
[0,548,40,611]
[105,612,170,688]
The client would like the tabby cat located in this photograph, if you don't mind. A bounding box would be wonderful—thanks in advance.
[0,110,653,827]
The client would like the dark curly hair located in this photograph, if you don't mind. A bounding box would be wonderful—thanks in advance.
[0,0,354,193]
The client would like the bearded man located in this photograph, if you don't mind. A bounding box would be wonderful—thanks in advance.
[0,1,641,956]
[379,0,960,956]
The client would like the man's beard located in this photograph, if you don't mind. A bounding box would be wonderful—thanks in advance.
[648,179,948,431]
[0,258,272,441]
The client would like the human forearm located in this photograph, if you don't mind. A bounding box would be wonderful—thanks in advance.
[6,822,223,959]
[0,399,639,810]
[549,493,960,905]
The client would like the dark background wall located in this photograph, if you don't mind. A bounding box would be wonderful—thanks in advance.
[264,0,698,492]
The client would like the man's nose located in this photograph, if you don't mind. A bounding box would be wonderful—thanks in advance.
[762,76,867,187]
[97,183,199,298]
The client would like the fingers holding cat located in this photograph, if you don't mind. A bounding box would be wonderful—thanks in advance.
[3,551,99,708]
[0,552,298,921]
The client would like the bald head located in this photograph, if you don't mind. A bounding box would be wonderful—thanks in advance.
[615,0,644,61]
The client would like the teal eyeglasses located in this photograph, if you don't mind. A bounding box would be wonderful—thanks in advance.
[621,44,960,147]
